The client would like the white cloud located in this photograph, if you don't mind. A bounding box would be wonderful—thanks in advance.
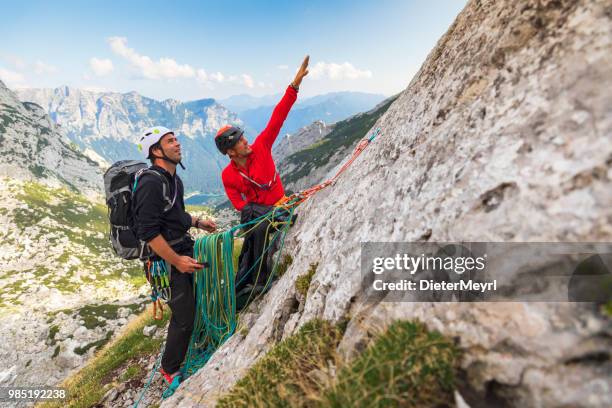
[89,57,114,76]
[209,72,224,82]
[277,64,289,70]
[5,55,26,69]
[106,36,260,92]
[196,68,208,82]
[1,56,56,76]
[196,69,226,85]
[241,74,254,88]
[218,73,255,88]
[0,67,26,87]
[309,61,372,80]
[108,36,194,79]
[33,60,58,75]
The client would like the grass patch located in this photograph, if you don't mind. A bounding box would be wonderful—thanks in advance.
[274,254,293,278]
[4,180,146,296]
[603,300,612,317]
[39,309,170,408]
[238,327,249,337]
[217,319,344,407]
[77,303,142,330]
[323,320,459,407]
[218,320,458,408]
[74,330,114,356]
[119,364,142,382]
[48,325,60,345]
[185,204,214,216]
[295,262,318,299]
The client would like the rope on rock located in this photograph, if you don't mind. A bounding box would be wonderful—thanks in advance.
[276,127,381,208]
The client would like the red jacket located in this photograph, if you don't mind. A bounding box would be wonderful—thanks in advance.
[222,86,297,211]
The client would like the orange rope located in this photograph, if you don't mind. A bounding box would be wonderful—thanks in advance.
[277,129,381,210]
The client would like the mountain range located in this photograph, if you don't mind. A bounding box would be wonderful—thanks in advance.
[16,86,244,193]
[235,91,386,137]
[16,88,386,194]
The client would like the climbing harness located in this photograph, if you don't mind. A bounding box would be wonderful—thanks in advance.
[134,127,382,404]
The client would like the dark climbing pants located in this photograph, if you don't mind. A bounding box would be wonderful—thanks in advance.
[161,268,195,374]
[236,218,273,288]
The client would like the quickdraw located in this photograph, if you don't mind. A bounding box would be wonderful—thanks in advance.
[146,259,172,320]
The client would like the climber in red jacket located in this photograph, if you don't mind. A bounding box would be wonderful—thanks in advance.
[215,55,309,297]
[216,55,309,210]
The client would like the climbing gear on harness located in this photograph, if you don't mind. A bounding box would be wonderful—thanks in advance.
[215,125,244,154]
[145,259,171,320]
[147,260,171,299]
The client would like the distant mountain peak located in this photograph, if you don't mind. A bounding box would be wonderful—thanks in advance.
[0,82,102,194]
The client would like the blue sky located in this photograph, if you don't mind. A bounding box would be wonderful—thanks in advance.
[0,0,466,101]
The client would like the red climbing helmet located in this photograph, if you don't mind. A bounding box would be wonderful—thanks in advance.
[215,125,244,154]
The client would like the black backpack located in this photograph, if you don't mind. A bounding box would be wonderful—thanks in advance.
[103,160,176,260]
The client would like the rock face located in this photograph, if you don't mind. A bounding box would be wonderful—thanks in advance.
[166,1,611,407]
[0,81,102,195]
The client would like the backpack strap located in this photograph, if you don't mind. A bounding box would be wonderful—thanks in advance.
[133,168,178,213]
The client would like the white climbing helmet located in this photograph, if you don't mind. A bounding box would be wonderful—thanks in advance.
[137,126,174,159]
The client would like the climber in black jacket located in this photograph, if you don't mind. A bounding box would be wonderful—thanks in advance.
[132,125,216,389]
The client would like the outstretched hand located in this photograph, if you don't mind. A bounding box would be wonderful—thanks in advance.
[292,55,309,88]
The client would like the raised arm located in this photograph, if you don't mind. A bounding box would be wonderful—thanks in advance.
[255,55,309,151]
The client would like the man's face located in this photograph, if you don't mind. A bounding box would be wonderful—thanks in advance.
[228,135,252,158]
[155,132,182,161]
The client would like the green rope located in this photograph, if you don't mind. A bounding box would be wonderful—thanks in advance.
[181,229,237,377]
[180,206,296,379]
